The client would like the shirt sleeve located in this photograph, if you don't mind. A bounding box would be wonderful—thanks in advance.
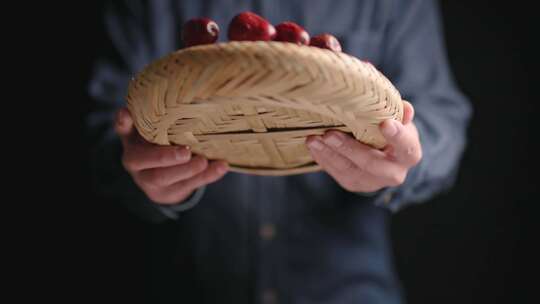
[368,0,473,212]
[87,0,203,223]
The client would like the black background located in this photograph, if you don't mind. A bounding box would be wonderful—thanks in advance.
[58,1,538,303]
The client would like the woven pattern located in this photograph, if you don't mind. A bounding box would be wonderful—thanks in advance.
[127,41,403,175]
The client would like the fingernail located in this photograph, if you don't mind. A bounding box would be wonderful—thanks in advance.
[176,147,189,160]
[116,110,126,126]
[382,120,399,137]
[324,134,342,147]
[307,138,324,151]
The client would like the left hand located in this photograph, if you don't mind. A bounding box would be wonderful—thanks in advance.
[306,101,422,192]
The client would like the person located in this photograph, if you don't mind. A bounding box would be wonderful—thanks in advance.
[88,0,471,303]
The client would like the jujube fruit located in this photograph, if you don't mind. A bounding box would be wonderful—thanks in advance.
[274,21,310,45]
[182,17,220,47]
[228,12,276,41]
[310,33,342,52]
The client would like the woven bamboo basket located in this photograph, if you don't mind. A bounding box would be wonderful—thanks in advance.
[127,41,403,176]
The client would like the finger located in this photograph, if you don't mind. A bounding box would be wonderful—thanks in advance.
[115,107,157,148]
[114,107,167,147]
[307,136,406,190]
[307,136,358,171]
[136,155,208,188]
[123,144,192,172]
[380,119,422,166]
[182,160,229,190]
[320,131,401,174]
[158,161,229,203]
[402,101,415,125]
[115,108,193,172]
[115,107,135,147]
[307,137,375,192]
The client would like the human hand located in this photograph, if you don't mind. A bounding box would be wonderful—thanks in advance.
[306,101,422,192]
[115,107,228,205]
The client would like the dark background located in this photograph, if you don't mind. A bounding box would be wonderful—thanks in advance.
[63,1,537,303]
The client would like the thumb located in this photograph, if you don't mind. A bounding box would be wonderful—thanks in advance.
[115,107,134,143]
[401,101,415,125]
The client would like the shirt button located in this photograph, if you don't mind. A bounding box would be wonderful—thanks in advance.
[260,223,276,240]
[262,289,277,304]
[383,192,393,204]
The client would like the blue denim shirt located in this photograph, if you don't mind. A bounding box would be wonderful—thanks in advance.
[88,1,471,303]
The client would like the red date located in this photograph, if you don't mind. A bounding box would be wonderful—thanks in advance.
[310,34,342,52]
[274,21,310,45]
[228,12,276,41]
[182,17,220,47]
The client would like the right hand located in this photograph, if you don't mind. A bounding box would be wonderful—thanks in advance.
[115,107,229,205]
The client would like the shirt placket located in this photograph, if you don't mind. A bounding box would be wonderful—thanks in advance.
[256,176,284,304]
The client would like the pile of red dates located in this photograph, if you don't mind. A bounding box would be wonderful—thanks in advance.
[182,11,341,52]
